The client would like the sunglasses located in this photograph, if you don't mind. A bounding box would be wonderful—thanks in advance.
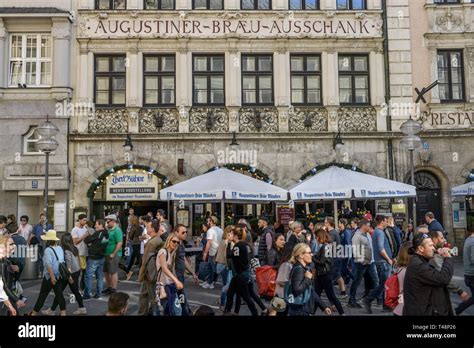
[171,240,180,244]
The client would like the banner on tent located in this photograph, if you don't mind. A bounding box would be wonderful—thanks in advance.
[291,191,351,200]
[451,187,474,196]
[161,191,222,200]
[224,190,286,201]
[355,189,414,198]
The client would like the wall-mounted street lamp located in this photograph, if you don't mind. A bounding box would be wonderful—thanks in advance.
[230,132,239,147]
[36,115,59,228]
[333,131,344,150]
[123,133,133,152]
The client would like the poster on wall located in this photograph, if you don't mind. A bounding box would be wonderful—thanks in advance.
[54,203,67,232]
[452,202,467,229]
[106,170,159,201]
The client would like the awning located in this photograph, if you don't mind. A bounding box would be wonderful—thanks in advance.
[451,181,474,196]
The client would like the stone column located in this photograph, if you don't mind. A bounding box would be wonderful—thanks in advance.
[371,50,386,131]
[324,50,339,132]
[52,18,72,100]
[77,40,90,133]
[176,47,190,133]
[428,47,440,103]
[467,47,474,103]
[0,19,6,97]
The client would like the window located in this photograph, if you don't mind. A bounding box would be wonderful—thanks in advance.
[193,0,224,9]
[437,50,464,102]
[336,0,366,10]
[94,55,127,106]
[144,0,174,9]
[23,126,41,155]
[96,0,126,9]
[290,54,321,105]
[289,0,318,10]
[241,54,273,106]
[143,55,175,106]
[193,55,225,106]
[434,0,460,3]
[9,34,52,87]
[338,54,369,105]
[241,0,271,10]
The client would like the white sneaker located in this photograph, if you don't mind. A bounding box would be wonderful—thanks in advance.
[207,283,215,289]
[201,283,210,288]
[73,307,87,315]
[41,308,55,316]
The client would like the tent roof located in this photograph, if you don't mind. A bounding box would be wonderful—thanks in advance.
[451,181,474,196]
[289,166,416,201]
[160,168,288,201]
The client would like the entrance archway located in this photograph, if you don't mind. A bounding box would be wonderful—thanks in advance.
[87,164,172,224]
[414,171,442,226]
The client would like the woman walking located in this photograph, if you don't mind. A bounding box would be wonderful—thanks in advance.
[313,229,345,315]
[28,230,67,316]
[42,233,86,315]
[126,216,143,280]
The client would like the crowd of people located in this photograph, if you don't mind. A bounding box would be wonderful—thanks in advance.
[1,208,473,317]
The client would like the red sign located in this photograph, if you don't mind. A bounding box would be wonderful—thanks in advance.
[277,207,295,233]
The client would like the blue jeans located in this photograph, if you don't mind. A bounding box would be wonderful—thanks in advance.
[84,258,104,297]
[372,261,391,302]
[349,262,379,303]
[219,268,231,306]
[207,255,217,285]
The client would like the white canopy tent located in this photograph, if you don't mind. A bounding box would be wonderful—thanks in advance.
[160,168,288,227]
[451,181,474,196]
[289,166,417,223]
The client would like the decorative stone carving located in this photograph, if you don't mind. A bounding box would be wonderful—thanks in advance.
[0,19,6,39]
[467,48,474,69]
[217,12,248,20]
[337,107,377,132]
[239,107,278,133]
[88,109,129,133]
[289,107,328,132]
[355,13,367,20]
[436,8,463,32]
[189,108,229,133]
[52,24,71,39]
[139,108,179,133]
[326,11,336,18]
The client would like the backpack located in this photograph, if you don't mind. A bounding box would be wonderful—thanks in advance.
[49,247,71,281]
[384,269,401,309]
[145,251,160,283]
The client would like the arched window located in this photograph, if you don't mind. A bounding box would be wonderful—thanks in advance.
[23,126,41,155]
[415,171,440,190]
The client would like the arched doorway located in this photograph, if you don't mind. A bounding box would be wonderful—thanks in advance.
[414,171,443,226]
[87,164,171,225]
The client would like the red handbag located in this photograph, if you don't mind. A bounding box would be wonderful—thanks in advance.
[256,266,277,298]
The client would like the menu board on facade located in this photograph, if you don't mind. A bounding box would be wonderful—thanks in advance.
[106,170,159,201]
[277,206,295,233]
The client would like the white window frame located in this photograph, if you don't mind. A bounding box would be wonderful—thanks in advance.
[23,126,42,155]
[9,33,53,87]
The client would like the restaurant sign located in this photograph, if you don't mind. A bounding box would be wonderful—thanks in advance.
[106,170,159,201]
[78,13,382,39]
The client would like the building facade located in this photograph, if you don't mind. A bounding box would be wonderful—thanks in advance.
[0,0,73,231]
[0,0,472,243]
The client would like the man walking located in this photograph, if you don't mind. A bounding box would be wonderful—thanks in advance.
[363,215,393,312]
[103,214,123,295]
[30,213,52,276]
[455,228,474,315]
[156,209,172,234]
[325,217,346,298]
[257,217,275,266]
[425,212,446,237]
[173,224,198,316]
[201,216,223,289]
[348,219,379,309]
[71,214,89,290]
[403,233,453,315]
[83,219,109,300]
[138,220,165,315]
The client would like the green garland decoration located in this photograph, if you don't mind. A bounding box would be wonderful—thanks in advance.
[206,163,273,183]
[299,162,365,182]
[86,164,172,198]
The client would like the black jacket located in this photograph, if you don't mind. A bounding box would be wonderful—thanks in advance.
[265,247,283,267]
[289,262,328,312]
[257,226,275,263]
[403,253,454,316]
[312,243,332,276]
[1,259,18,304]
[84,229,109,260]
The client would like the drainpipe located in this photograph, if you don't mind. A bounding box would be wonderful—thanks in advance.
[382,0,395,180]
